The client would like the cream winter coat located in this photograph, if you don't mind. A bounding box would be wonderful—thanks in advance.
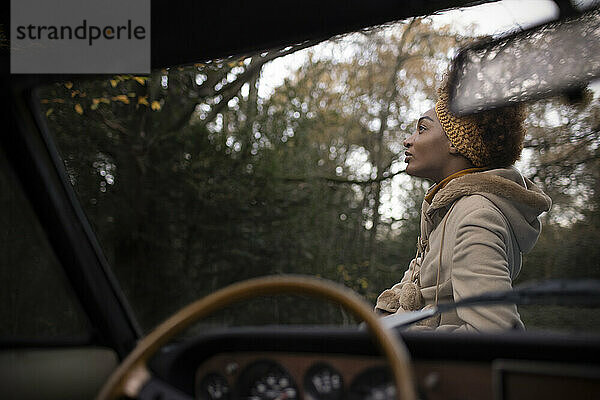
[376,168,552,332]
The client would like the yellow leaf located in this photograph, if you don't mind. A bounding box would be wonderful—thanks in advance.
[71,90,79,97]
[100,98,110,104]
[112,95,130,104]
[90,103,98,110]
[127,92,136,98]
[133,76,147,85]
[137,96,149,106]
[110,80,117,87]
[65,82,73,89]
[74,104,83,115]
[45,108,53,116]
[92,98,100,105]
[151,101,161,111]
[40,99,49,104]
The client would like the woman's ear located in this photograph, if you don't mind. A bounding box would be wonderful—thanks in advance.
[448,144,460,155]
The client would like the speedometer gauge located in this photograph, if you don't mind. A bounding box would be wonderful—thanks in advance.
[349,367,396,400]
[304,363,343,400]
[198,372,231,400]
[237,360,298,400]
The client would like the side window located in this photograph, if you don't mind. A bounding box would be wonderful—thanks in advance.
[0,149,89,340]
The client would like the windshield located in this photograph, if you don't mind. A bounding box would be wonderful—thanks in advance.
[36,0,600,334]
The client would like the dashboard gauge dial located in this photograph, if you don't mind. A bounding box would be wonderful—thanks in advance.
[304,363,343,400]
[237,360,298,400]
[348,367,396,400]
[198,372,231,400]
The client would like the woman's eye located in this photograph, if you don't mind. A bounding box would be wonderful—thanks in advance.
[418,124,426,132]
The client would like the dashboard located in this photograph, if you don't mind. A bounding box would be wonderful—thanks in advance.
[149,326,600,400]
[196,352,394,400]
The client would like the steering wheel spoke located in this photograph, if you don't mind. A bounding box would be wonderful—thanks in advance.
[138,376,193,400]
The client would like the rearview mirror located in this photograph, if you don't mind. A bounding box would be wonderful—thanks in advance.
[448,9,600,115]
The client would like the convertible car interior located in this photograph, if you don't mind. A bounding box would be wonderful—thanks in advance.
[2,0,600,399]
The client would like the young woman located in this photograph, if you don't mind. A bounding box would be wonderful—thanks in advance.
[375,84,552,332]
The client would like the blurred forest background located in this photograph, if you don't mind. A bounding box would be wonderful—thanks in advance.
[32,17,600,333]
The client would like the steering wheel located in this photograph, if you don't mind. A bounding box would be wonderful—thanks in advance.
[96,275,417,400]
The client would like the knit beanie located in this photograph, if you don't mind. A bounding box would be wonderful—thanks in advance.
[435,88,489,167]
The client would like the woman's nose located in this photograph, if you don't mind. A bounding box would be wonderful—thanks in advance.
[403,133,414,148]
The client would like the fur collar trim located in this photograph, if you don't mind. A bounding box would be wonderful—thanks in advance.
[428,172,552,214]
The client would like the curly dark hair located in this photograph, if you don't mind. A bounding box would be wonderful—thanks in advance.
[472,103,527,168]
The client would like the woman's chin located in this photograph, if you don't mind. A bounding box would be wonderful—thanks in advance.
[405,166,430,180]
[404,164,417,177]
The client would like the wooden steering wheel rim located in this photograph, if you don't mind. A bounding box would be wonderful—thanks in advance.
[97,275,417,400]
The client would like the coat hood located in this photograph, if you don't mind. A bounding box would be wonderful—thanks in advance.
[426,167,552,254]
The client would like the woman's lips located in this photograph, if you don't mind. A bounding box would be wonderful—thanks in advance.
[404,152,413,162]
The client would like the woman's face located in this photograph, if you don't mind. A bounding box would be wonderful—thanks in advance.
[403,108,453,182]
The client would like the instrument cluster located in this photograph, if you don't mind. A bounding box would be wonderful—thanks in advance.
[195,352,395,400]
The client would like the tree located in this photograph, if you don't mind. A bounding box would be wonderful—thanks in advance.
[256,18,464,294]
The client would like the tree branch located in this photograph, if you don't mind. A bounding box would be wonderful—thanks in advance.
[197,40,324,128]
[279,169,405,186]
